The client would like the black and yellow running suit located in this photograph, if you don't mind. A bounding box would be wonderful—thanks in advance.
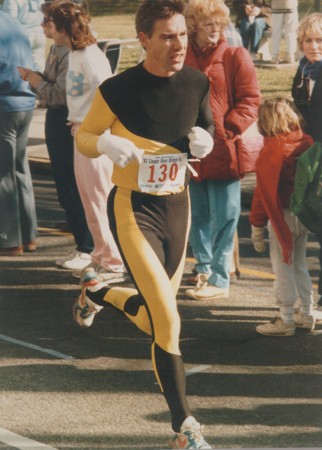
[76,62,214,432]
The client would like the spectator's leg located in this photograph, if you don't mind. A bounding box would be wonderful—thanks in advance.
[208,179,241,290]
[238,18,252,50]
[251,17,267,54]
[188,179,212,276]
[316,231,322,303]
[271,13,284,61]
[284,10,299,63]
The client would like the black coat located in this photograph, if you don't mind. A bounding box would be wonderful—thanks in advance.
[292,66,322,142]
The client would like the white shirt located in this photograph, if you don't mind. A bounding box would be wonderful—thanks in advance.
[67,44,112,123]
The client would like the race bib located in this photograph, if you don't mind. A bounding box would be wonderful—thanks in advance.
[138,153,187,193]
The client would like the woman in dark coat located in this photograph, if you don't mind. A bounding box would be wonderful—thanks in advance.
[292,13,322,306]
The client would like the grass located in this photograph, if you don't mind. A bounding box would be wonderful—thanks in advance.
[255,66,296,100]
[86,0,321,16]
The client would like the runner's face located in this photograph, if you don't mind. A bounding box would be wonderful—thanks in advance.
[140,13,187,77]
[302,30,322,63]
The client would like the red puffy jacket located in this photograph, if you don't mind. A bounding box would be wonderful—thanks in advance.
[185,38,261,180]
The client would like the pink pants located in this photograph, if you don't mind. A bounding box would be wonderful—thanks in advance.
[72,123,124,272]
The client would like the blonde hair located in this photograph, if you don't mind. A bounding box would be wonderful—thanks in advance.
[258,98,303,137]
[185,0,230,37]
[297,12,322,51]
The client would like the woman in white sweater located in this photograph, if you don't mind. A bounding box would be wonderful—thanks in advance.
[46,2,126,282]
[271,0,298,64]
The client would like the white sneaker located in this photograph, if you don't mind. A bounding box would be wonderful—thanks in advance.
[72,262,98,278]
[169,416,212,449]
[56,250,92,270]
[96,266,130,284]
[72,268,105,328]
[256,317,295,336]
[185,274,229,300]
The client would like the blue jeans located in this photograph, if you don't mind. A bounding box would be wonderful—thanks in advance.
[239,17,268,53]
[189,179,241,289]
[0,110,37,248]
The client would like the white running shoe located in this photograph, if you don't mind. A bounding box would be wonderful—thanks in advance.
[169,416,212,449]
[72,268,105,328]
[256,317,295,336]
[72,262,98,279]
[56,250,92,270]
[185,274,228,300]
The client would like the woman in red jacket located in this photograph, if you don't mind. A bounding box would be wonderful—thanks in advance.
[250,98,322,336]
[184,0,261,300]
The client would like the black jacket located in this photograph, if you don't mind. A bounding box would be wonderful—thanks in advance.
[292,66,322,142]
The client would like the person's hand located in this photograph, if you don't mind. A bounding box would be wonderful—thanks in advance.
[26,71,43,88]
[188,126,213,159]
[17,66,43,87]
[97,131,144,168]
[251,225,266,252]
[17,66,32,81]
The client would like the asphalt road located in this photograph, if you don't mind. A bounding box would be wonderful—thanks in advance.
[0,172,322,450]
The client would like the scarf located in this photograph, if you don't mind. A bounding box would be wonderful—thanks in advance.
[299,56,322,81]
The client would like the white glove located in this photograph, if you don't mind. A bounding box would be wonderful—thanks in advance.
[251,225,266,253]
[97,131,144,168]
[188,126,213,159]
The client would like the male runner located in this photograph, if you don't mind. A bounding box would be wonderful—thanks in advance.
[74,1,214,448]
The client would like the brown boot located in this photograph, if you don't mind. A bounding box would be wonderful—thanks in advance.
[23,241,36,252]
[0,246,23,256]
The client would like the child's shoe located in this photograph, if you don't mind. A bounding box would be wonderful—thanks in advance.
[294,311,314,330]
[294,309,322,330]
[256,317,295,336]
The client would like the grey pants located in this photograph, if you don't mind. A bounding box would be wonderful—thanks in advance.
[268,209,314,322]
[0,110,37,249]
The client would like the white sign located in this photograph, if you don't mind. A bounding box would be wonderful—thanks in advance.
[138,153,187,193]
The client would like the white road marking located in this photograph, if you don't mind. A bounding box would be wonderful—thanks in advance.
[0,427,58,449]
[185,364,211,377]
[0,334,74,360]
